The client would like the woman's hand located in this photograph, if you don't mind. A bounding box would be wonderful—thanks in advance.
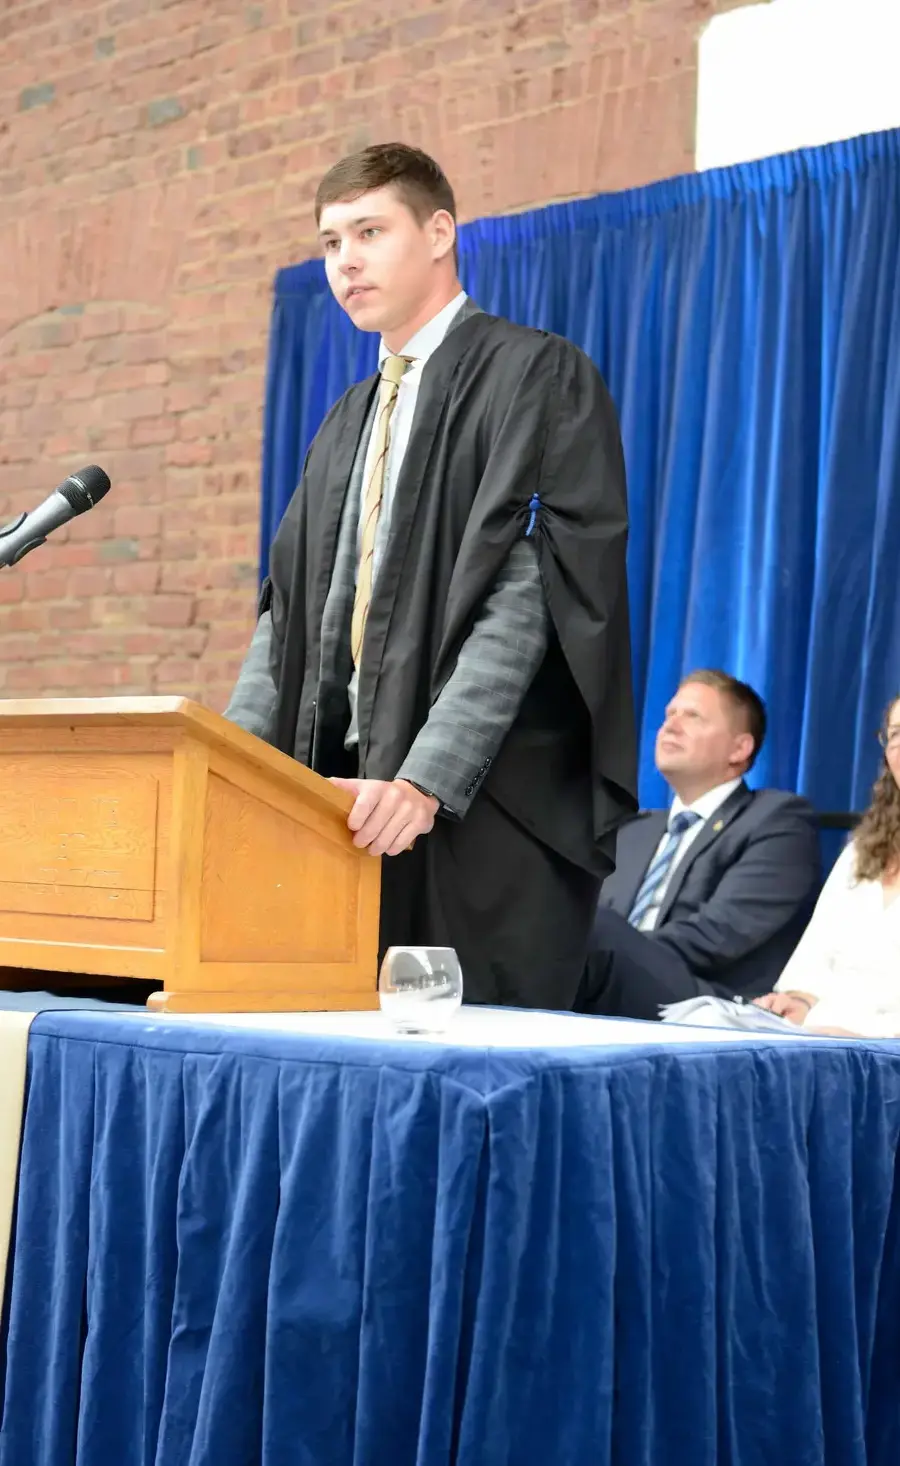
[753,990,818,1025]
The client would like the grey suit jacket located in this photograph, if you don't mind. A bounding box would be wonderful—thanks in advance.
[225,299,548,817]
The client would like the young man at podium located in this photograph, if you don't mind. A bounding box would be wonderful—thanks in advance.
[226,143,636,1011]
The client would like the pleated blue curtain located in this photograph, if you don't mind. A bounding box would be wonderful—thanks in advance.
[260,129,900,813]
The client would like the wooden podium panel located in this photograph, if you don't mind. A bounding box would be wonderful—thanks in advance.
[0,698,380,1012]
[0,760,159,920]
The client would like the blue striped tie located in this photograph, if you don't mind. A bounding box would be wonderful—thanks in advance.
[628,810,701,929]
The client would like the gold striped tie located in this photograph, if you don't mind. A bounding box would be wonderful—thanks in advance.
[351,353,413,667]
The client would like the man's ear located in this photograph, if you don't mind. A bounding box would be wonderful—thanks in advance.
[731,731,754,772]
[430,209,456,261]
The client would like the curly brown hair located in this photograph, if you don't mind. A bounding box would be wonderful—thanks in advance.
[854,696,900,882]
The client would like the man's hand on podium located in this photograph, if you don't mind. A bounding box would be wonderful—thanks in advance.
[329,778,439,858]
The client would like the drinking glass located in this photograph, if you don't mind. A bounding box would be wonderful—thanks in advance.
[378,947,463,1035]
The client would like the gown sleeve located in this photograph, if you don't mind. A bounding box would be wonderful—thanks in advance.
[441,331,637,831]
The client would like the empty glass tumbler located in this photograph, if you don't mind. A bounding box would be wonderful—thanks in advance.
[378,947,463,1035]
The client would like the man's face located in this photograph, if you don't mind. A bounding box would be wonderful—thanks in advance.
[655,681,753,787]
[319,185,452,337]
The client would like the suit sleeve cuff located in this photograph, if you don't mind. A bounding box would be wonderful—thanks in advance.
[394,759,472,822]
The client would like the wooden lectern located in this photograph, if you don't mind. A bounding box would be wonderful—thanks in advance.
[0,698,381,1012]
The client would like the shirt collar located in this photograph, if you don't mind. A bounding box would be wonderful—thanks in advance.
[670,777,743,825]
[378,291,468,371]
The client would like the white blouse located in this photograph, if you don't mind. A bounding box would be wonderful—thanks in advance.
[775,842,900,1036]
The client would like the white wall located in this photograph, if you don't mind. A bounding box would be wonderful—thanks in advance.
[697,0,900,170]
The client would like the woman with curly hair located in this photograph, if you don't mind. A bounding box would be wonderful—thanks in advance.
[755,695,900,1036]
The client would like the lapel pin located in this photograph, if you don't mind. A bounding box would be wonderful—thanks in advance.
[712,820,724,833]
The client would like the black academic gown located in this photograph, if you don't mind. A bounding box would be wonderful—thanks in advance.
[266,311,637,1009]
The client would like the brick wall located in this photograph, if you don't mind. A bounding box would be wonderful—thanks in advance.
[0,0,757,710]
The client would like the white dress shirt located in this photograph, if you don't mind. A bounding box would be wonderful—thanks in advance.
[636,778,743,932]
[775,842,900,1036]
[346,291,468,745]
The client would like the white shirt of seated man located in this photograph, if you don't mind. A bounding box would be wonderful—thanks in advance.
[763,696,900,1038]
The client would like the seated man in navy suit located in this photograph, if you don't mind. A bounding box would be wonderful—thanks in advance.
[577,670,821,1020]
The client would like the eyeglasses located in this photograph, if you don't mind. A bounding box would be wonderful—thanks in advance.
[877,727,900,751]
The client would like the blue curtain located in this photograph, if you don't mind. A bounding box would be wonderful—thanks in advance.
[260,129,900,813]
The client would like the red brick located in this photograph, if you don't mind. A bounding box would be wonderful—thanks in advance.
[105,386,166,421]
[288,43,338,79]
[68,568,114,598]
[0,576,24,604]
[73,659,123,689]
[227,127,277,159]
[166,380,211,413]
[166,442,214,467]
[1,605,47,632]
[47,543,105,568]
[119,333,168,365]
[159,560,201,593]
[155,656,203,683]
[0,634,51,663]
[54,371,103,402]
[95,364,157,393]
[81,307,123,339]
[47,601,93,630]
[122,629,178,656]
[24,570,71,601]
[5,664,54,692]
[130,416,178,446]
[113,505,162,537]
[113,562,160,594]
[146,594,195,628]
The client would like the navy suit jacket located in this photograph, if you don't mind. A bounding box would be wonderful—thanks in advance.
[597,784,822,997]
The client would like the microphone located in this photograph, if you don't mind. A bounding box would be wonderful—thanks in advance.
[0,466,111,569]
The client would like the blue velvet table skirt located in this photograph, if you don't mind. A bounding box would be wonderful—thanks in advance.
[1,1012,899,1466]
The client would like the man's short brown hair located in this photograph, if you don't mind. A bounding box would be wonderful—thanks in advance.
[680,668,767,770]
[315,142,458,259]
[318,141,457,227]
